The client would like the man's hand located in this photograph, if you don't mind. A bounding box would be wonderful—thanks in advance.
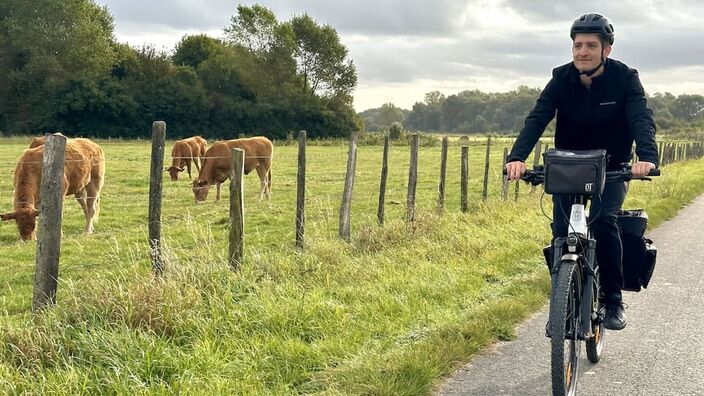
[505,161,526,181]
[631,161,656,177]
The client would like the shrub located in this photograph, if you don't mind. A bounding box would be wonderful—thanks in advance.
[389,122,403,140]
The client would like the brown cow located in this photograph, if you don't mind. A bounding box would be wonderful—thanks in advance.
[28,132,66,148]
[1,137,105,241]
[166,136,207,181]
[29,136,46,148]
[192,137,273,202]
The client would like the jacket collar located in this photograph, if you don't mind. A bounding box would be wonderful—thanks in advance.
[569,58,611,85]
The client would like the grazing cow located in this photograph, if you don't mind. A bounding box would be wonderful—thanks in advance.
[166,136,207,181]
[192,136,273,202]
[29,136,46,148]
[28,132,65,148]
[1,138,105,241]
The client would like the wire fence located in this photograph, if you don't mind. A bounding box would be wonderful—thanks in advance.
[1,129,703,310]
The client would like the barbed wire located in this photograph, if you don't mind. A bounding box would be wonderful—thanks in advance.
[170,155,273,160]
[6,156,279,165]
[4,187,276,205]
[9,158,107,165]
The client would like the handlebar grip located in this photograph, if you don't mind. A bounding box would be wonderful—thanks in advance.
[648,169,660,177]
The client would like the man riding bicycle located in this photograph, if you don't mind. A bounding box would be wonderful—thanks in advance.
[505,13,659,330]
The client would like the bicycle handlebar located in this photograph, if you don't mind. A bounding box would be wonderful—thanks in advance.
[515,166,660,186]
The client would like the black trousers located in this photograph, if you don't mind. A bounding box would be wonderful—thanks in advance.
[552,181,629,303]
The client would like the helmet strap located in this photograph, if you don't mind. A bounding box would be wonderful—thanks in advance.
[579,48,607,77]
[579,59,605,77]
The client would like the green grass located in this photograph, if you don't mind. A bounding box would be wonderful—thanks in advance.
[0,135,703,394]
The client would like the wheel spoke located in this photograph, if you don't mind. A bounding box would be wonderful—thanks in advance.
[550,261,582,396]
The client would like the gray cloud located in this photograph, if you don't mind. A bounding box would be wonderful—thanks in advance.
[350,28,567,84]
[502,0,701,25]
[96,0,233,30]
[94,0,704,109]
[235,0,467,36]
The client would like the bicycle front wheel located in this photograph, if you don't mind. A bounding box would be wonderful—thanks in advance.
[549,260,582,396]
[586,271,605,363]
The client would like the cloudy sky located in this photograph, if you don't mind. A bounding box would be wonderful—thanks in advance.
[93,0,704,111]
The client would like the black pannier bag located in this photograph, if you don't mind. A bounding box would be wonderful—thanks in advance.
[617,209,657,292]
[543,149,607,196]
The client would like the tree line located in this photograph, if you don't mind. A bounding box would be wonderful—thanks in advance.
[2,0,702,141]
[362,88,704,137]
[0,1,360,140]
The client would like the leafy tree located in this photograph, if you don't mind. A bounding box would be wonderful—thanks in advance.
[172,34,222,69]
[406,91,446,131]
[424,91,446,106]
[221,5,357,138]
[197,45,255,101]
[401,87,540,134]
[111,45,210,137]
[670,94,704,122]
[377,103,406,127]
[0,0,116,132]
[224,5,283,54]
[223,6,298,101]
[389,121,403,139]
[288,14,357,103]
[52,76,138,137]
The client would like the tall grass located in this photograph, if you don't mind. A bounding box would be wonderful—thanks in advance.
[0,136,702,394]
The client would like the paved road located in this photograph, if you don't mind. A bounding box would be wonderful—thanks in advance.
[437,194,704,396]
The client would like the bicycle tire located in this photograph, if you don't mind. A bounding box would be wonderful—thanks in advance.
[550,260,582,396]
[586,272,605,362]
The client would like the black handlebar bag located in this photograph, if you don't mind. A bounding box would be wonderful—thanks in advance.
[618,209,657,292]
[543,149,607,196]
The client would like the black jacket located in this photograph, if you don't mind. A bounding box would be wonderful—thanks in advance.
[508,58,659,169]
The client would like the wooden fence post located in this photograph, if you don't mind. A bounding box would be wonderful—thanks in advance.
[674,143,678,163]
[663,143,670,165]
[658,141,664,165]
[32,133,66,312]
[631,145,637,164]
[460,136,469,213]
[229,148,245,270]
[339,132,358,241]
[377,135,389,225]
[482,136,491,201]
[296,130,306,250]
[501,147,509,201]
[531,141,542,193]
[407,134,419,223]
[675,142,680,163]
[437,136,449,213]
[148,121,165,275]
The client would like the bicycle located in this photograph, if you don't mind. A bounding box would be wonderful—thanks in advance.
[518,160,659,396]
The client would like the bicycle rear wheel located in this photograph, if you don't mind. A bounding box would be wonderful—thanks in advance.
[550,260,582,396]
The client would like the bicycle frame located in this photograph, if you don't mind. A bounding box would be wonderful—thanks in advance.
[548,194,600,340]
[514,161,659,396]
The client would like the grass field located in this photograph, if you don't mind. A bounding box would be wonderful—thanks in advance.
[0,135,703,394]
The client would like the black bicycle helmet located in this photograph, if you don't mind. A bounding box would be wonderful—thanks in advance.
[570,13,614,45]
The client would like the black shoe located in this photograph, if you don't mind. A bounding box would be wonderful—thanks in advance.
[604,302,627,330]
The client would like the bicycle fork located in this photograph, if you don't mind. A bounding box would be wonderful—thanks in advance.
[545,233,599,340]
